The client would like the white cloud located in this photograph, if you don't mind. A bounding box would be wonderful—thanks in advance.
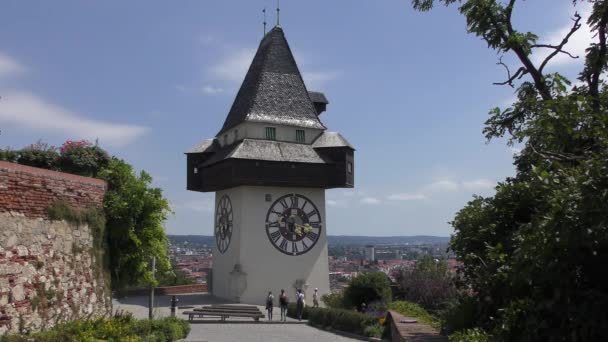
[202,85,223,95]
[327,199,349,208]
[176,84,223,95]
[360,197,381,205]
[425,179,460,192]
[387,193,427,201]
[0,53,26,77]
[461,179,495,191]
[209,48,256,82]
[302,70,341,89]
[0,91,148,146]
[386,178,496,203]
[532,3,593,68]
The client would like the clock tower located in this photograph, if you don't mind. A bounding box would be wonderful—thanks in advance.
[186,26,354,304]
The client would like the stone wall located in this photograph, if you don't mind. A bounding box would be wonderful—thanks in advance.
[0,161,112,334]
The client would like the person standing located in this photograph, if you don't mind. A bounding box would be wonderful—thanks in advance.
[279,289,289,322]
[312,288,319,308]
[265,291,274,321]
[296,289,305,321]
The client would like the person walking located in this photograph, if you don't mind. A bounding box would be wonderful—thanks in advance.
[296,289,305,321]
[265,291,274,321]
[279,289,289,322]
[312,288,319,308]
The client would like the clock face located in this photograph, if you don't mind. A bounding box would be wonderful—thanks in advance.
[215,195,233,254]
[265,194,322,256]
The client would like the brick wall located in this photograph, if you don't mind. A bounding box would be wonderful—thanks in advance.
[0,162,111,334]
[0,161,106,218]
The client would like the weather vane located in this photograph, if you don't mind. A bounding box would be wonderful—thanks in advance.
[276,0,280,27]
[263,7,267,35]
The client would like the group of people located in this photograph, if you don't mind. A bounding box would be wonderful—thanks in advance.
[265,288,319,321]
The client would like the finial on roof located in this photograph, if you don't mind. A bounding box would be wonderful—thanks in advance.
[276,0,280,27]
[263,7,267,36]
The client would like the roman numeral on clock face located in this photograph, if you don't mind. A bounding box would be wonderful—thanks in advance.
[306,209,318,219]
[292,242,299,254]
[270,230,281,242]
[291,195,299,208]
[306,231,318,241]
[279,239,288,251]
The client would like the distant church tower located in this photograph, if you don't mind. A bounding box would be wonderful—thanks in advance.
[186,26,354,304]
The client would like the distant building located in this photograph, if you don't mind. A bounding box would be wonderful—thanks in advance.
[364,245,375,262]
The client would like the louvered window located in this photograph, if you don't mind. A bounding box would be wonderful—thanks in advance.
[296,130,305,143]
[265,127,276,140]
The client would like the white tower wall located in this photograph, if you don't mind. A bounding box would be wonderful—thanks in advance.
[212,186,329,305]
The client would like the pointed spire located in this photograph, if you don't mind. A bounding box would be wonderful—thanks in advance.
[217,27,325,135]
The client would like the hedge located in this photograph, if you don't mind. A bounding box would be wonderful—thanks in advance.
[286,304,381,337]
[0,315,190,342]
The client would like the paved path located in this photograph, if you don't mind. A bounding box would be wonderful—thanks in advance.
[182,323,362,342]
[113,293,360,342]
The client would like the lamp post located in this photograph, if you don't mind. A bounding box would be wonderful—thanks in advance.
[148,256,156,319]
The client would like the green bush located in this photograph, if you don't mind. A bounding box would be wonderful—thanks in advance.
[0,315,189,342]
[320,292,345,309]
[287,305,381,337]
[343,272,392,309]
[15,141,59,170]
[0,148,18,163]
[448,328,491,342]
[59,140,110,177]
[440,295,479,334]
[387,301,441,330]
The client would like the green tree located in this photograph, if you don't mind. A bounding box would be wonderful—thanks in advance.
[396,256,456,311]
[100,158,172,288]
[343,272,392,309]
[411,0,608,340]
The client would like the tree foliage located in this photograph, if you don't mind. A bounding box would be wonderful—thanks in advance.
[100,158,172,288]
[412,0,608,340]
[343,272,392,309]
[396,256,457,311]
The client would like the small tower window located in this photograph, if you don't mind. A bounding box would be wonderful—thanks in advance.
[265,127,276,140]
[347,162,353,174]
[234,129,239,141]
[224,134,228,145]
[296,129,305,143]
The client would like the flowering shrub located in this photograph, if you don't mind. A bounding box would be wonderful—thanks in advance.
[58,140,110,177]
[14,141,60,170]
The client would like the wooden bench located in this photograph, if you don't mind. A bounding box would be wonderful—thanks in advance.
[183,305,265,322]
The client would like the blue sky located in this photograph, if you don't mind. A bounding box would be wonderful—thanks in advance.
[0,1,592,236]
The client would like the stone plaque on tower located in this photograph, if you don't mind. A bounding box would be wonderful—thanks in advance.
[185,26,354,304]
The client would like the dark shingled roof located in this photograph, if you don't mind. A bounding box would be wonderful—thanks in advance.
[312,132,355,149]
[186,139,216,154]
[217,26,326,135]
[308,91,328,104]
[202,139,327,166]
